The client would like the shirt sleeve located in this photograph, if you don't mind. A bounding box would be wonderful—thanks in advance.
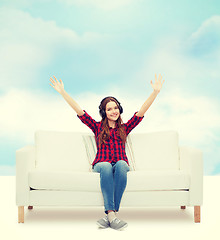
[77,110,99,134]
[124,112,144,135]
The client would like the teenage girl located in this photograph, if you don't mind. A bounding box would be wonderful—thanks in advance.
[49,74,165,230]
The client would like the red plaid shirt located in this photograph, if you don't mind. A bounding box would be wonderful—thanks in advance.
[77,110,144,167]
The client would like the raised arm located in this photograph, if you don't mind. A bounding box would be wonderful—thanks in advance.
[136,73,165,117]
[49,76,85,116]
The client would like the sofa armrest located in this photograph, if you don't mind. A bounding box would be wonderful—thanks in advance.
[16,145,35,206]
[179,146,203,205]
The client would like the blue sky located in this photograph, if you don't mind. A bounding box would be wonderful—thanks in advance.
[0,0,220,175]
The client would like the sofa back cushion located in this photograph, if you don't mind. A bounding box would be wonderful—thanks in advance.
[129,131,179,171]
[35,131,90,171]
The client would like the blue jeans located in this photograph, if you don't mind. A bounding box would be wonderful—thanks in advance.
[93,160,130,214]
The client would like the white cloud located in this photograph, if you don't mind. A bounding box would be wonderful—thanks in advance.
[59,0,141,10]
[0,88,142,142]
[124,16,220,103]
[126,16,220,95]
[186,15,220,59]
[189,15,220,43]
[0,165,15,176]
[0,89,86,143]
[0,7,112,90]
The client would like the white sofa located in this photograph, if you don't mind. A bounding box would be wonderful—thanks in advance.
[16,130,203,223]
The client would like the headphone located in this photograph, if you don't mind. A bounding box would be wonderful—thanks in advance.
[99,96,123,119]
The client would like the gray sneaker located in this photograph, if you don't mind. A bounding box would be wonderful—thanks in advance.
[109,217,128,230]
[96,215,110,228]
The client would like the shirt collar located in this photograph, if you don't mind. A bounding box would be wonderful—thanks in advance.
[109,122,119,129]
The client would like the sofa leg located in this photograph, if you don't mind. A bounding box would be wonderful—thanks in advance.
[28,206,33,210]
[18,206,24,223]
[181,206,186,209]
[194,206,200,223]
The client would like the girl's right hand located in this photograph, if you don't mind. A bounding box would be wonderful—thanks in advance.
[49,76,65,94]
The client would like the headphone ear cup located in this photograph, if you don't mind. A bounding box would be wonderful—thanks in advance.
[100,109,106,118]
[119,105,123,114]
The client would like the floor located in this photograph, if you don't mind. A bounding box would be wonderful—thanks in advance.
[1,176,220,240]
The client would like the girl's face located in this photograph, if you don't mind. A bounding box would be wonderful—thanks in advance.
[105,101,120,121]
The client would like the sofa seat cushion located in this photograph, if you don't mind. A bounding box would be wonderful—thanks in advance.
[127,170,190,191]
[29,170,190,191]
[29,170,101,192]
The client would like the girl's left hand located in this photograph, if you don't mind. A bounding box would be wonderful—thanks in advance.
[150,73,165,92]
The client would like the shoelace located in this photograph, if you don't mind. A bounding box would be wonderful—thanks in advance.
[113,218,121,224]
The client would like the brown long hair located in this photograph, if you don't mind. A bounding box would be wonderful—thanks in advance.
[98,97,126,148]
